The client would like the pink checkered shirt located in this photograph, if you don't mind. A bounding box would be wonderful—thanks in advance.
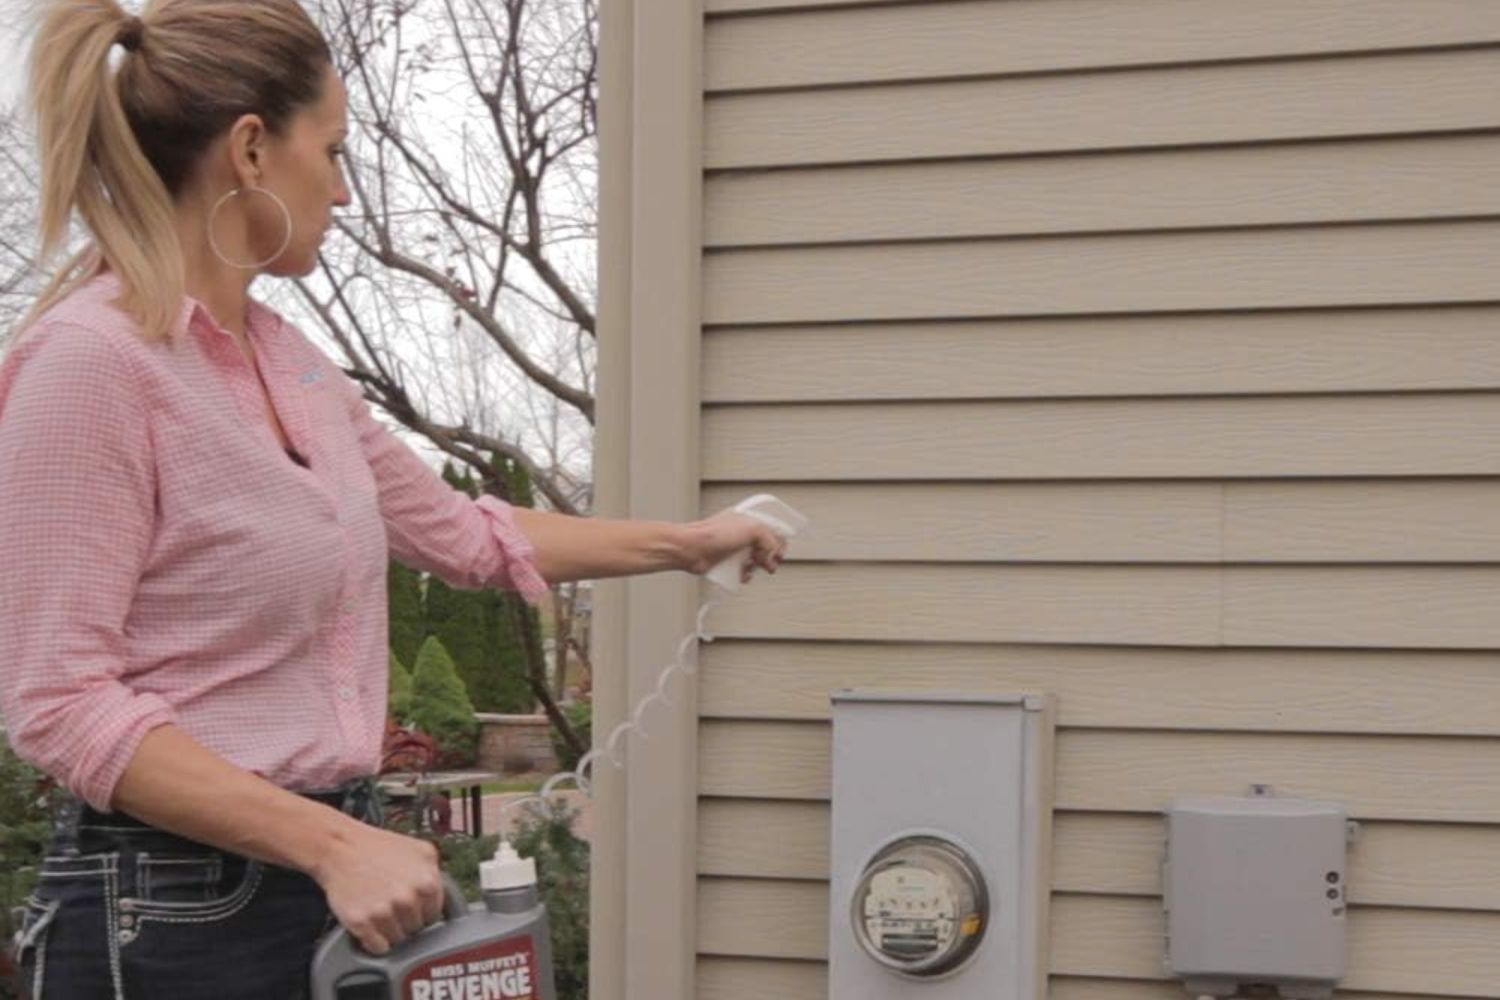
[0,273,548,812]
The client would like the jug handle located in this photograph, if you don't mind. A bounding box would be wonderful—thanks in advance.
[440,874,468,921]
[309,874,473,997]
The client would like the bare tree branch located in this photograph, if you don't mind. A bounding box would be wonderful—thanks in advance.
[305,0,597,440]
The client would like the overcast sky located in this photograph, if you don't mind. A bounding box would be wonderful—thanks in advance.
[0,1,143,106]
[1,14,24,110]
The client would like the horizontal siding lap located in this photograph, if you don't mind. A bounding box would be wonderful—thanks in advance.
[707,563,1224,646]
[703,482,1226,561]
[699,482,1500,564]
[1054,895,1500,996]
[696,642,1500,735]
[698,801,1500,911]
[703,394,1500,481]
[705,0,880,12]
[707,565,1500,648]
[706,48,1500,168]
[706,0,1500,91]
[700,722,1500,823]
[704,221,1500,325]
[697,958,1466,1000]
[697,957,825,1000]
[697,879,1500,996]
[704,135,1500,248]
[1047,980,1461,1000]
[702,305,1500,403]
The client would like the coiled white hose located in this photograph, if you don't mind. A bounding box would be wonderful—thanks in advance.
[497,594,726,835]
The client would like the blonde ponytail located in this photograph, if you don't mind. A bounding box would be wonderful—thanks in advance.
[17,0,332,343]
[25,0,182,341]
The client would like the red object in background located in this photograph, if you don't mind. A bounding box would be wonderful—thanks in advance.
[379,719,452,835]
[381,718,440,774]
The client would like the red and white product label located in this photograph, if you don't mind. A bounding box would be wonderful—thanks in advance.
[403,935,539,1000]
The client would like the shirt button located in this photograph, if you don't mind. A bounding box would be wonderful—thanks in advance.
[337,686,356,703]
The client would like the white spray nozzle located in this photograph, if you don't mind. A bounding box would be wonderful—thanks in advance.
[481,839,538,892]
[705,494,810,593]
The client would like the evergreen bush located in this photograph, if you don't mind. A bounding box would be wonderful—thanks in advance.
[426,576,533,715]
[388,651,414,723]
[410,636,479,766]
[424,462,537,715]
[387,562,426,670]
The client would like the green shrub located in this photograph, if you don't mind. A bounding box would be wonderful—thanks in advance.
[430,462,539,715]
[510,800,589,1000]
[388,651,414,723]
[426,577,534,714]
[387,561,426,670]
[410,636,479,766]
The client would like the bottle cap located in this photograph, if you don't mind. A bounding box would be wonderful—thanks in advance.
[481,840,538,891]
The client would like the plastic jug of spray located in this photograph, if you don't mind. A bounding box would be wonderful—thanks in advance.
[310,840,555,1000]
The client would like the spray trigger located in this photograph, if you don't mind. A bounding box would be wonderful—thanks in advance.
[705,494,809,593]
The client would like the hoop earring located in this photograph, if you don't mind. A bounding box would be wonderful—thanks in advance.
[207,186,293,270]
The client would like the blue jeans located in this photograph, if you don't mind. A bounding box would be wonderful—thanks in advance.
[13,780,383,1000]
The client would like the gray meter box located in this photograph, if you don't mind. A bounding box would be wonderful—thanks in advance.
[1164,796,1350,999]
[829,692,1054,1000]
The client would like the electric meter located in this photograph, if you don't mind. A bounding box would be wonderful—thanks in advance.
[850,836,989,977]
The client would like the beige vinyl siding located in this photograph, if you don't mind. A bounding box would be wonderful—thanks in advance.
[700,565,1500,648]
[692,2,1500,999]
[702,308,1500,402]
[698,961,1467,1000]
[705,49,1500,169]
[704,223,1500,323]
[697,880,1500,996]
[705,0,1500,81]
[696,643,1500,735]
[700,724,1500,822]
[703,396,1500,479]
[701,803,1500,912]
[700,483,1500,563]
[707,136,1500,250]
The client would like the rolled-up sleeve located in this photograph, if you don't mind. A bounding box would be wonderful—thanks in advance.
[0,324,175,811]
[336,369,549,604]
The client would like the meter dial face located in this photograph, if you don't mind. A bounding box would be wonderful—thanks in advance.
[850,836,989,977]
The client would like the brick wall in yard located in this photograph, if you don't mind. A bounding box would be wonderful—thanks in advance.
[476,713,559,776]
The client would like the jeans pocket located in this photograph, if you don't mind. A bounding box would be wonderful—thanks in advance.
[124,852,263,923]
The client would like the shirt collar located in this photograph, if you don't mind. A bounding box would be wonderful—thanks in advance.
[90,271,285,345]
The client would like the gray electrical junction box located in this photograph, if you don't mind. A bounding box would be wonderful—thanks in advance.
[1164,795,1352,999]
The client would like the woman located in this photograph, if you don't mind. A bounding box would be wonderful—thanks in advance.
[0,1,785,996]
